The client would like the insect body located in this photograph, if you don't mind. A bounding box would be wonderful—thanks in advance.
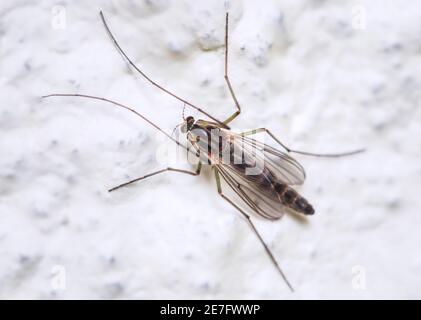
[43,11,364,292]
[184,117,315,219]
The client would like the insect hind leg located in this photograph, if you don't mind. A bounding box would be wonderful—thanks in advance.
[213,168,294,292]
[241,128,365,158]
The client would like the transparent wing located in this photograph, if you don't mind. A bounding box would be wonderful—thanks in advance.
[216,164,287,220]
[226,130,306,186]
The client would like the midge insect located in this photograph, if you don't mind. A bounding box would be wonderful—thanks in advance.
[42,11,364,291]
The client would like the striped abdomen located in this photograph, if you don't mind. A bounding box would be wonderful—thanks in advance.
[273,182,315,215]
[233,163,315,216]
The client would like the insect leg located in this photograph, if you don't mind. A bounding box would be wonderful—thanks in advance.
[222,12,242,125]
[241,128,365,157]
[99,11,227,128]
[109,162,202,192]
[213,168,294,292]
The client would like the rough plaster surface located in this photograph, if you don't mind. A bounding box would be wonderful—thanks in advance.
[0,0,420,299]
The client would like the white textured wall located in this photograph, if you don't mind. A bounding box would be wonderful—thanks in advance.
[1,0,420,299]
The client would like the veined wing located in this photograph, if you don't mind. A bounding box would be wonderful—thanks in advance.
[225,129,306,186]
[187,126,304,219]
[216,164,287,220]
[185,122,305,185]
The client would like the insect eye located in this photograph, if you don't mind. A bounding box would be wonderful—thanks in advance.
[187,116,195,125]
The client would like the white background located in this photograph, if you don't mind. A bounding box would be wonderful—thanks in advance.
[0,0,420,299]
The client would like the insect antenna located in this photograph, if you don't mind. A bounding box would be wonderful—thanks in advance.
[41,93,190,152]
[99,11,228,129]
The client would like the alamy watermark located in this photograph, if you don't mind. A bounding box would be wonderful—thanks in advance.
[51,265,66,291]
[351,4,367,30]
[51,5,66,30]
[155,126,267,176]
[352,265,366,290]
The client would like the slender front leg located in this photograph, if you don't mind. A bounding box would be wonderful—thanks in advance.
[213,168,294,292]
[241,128,365,157]
[108,162,202,192]
[223,12,242,125]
